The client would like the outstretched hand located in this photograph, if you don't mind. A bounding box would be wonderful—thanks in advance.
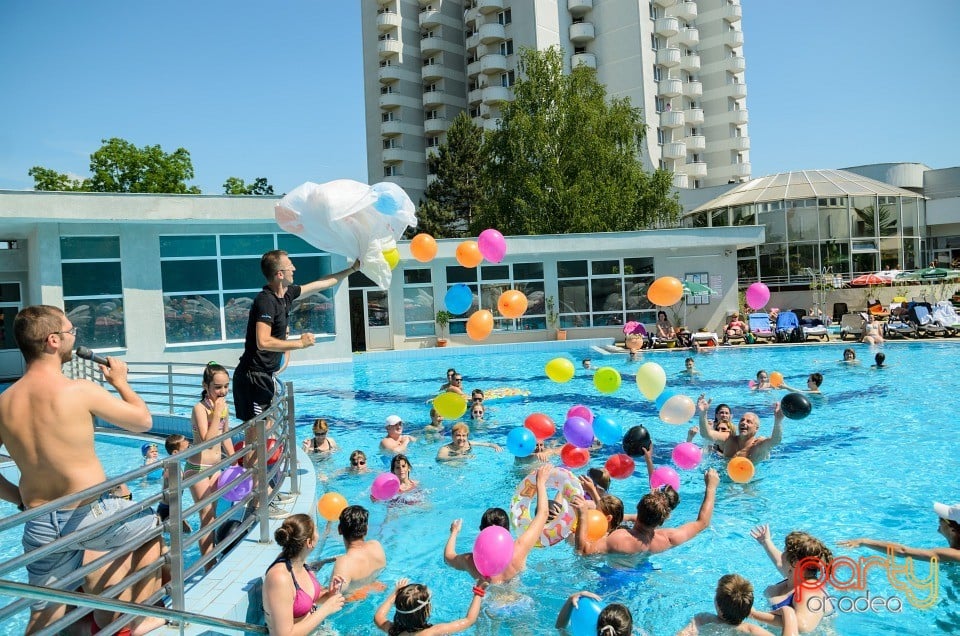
[450,519,462,534]
[697,394,711,413]
[751,523,770,544]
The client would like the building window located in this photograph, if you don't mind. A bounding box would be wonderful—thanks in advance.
[159,234,334,345]
[427,136,440,148]
[384,165,398,177]
[469,106,480,118]
[382,112,396,122]
[426,109,440,120]
[382,138,399,149]
[380,85,394,95]
[403,269,435,337]
[61,236,124,350]
[423,56,437,66]
[653,66,663,82]
[445,263,546,333]
[421,30,435,39]
[499,39,514,55]
[498,9,512,24]
[556,258,656,328]
[657,128,666,145]
[501,70,515,87]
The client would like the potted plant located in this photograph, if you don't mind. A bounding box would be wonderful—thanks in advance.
[435,310,452,347]
[546,296,566,340]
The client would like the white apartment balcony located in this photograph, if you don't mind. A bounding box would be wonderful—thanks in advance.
[467,59,482,77]
[725,136,750,151]
[727,108,748,125]
[668,1,697,21]
[663,141,686,159]
[479,23,506,44]
[660,110,684,128]
[571,52,597,69]
[482,85,511,104]
[377,12,401,31]
[478,0,505,13]
[419,8,441,28]
[655,17,679,37]
[658,78,682,97]
[421,36,443,53]
[483,118,500,131]
[466,33,481,50]
[725,82,747,99]
[569,22,595,43]
[480,103,493,118]
[378,40,402,56]
[480,53,508,74]
[683,107,704,125]
[379,93,404,108]
[382,147,405,163]
[672,173,689,188]
[683,80,702,98]
[730,163,751,179]
[424,117,451,134]
[425,146,439,160]
[465,6,480,24]
[656,47,681,67]
[468,88,484,104]
[676,27,699,46]
[381,120,404,136]
[379,65,404,82]
[422,90,445,107]
[685,161,707,178]
[728,56,746,72]
[654,0,677,7]
[422,63,442,81]
[680,53,700,71]
[724,30,744,48]
[722,3,742,22]
[684,134,705,151]
[568,0,593,16]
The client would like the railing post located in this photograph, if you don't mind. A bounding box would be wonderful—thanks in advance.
[167,363,174,415]
[284,381,299,496]
[256,416,271,543]
[166,461,186,613]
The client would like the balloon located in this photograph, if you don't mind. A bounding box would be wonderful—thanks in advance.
[728,457,756,483]
[593,415,624,445]
[605,453,636,479]
[444,284,474,315]
[672,442,703,470]
[635,362,667,400]
[473,526,514,577]
[650,466,680,492]
[466,310,494,340]
[410,233,438,262]
[647,276,684,306]
[659,394,696,425]
[769,372,784,388]
[566,405,594,424]
[584,509,609,542]
[593,367,622,394]
[545,358,575,383]
[560,443,590,468]
[318,492,348,521]
[568,596,603,636]
[781,392,813,420]
[455,241,483,268]
[497,290,528,319]
[622,426,652,457]
[506,427,537,457]
[524,413,556,441]
[371,473,401,501]
[218,466,252,502]
[477,228,507,263]
[434,391,467,419]
[266,438,283,465]
[654,390,676,411]
[563,416,594,449]
[382,247,400,270]
[746,282,770,310]
[371,181,405,215]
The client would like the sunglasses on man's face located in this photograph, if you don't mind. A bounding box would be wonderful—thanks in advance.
[352,459,366,466]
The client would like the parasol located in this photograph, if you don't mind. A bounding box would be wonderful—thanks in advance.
[850,273,892,287]
[682,280,718,296]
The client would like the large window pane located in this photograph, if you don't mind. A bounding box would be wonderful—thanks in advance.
[161,260,219,294]
[163,294,222,344]
[786,205,818,241]
[480,266,510,281]
[852,252,877,274]
[851,196,878,238]
[61,237,120,260]
[63,262,122,296]
[292,293,335,335]
[738,257,758,281]
[759,243,787,278]
[711,208,729,227]
[879,238,900,270]
[513,262,544,280]
[558,280,588,313]
[160,235,216,258]
[447,266,478,284]
[557,260,588,278]
[758,209,786,243]
[623,258,654,275]
[731,205,755,226]
[901,198,918,236]
[403,287,435,323]
[591,278,621,313]
[65,298,124,349]
[278,235,322,254]
[224,293,255,340]
[221,258,265,291]
[821,242,849,275]
[788,244,818,279]
[819,200,849,240]
[591,261,620,276]
[220,234,274,256]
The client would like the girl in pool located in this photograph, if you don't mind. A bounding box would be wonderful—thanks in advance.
[303,418,338,454]
[349,450,369,473]
[391,454,419,493]
[374,577,488,635]
[188,362,236,565]
[469,403,485,421]
[751,370,772,390]
[436,423,502,461]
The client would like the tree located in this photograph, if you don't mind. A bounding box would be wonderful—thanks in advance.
[477,47,680,235]
[223,177,275,195]
[420,112,486,238]
[27,167,83,191]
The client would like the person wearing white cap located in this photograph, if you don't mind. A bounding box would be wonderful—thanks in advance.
[838,502,960,563]
[379,415,416,454]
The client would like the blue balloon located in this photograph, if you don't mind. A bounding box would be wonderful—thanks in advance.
[506,427,536,457]
[654,389,676,411]
[569,597,603,636]
[445,284,474,315]
[371,182,403,215]
[593,415,623,445]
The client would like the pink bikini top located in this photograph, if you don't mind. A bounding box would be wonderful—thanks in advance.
[270,557,321,619]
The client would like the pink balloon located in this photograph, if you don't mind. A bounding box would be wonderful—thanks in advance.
[371,472,401,501]
[473,526,514,577]
[649,466,680,492]
[566,404,594,424]
[477,229,507,263]
[671,442,703,470]
[745,282,770,310]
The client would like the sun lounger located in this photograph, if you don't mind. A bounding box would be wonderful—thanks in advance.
[839,313,863,341]
[907,302,947,337]
[691,331,719,347]
[932,301,960,335]
[775,311,802,343]
[883,307,916,339]
[748,312,775,343]
[799,316,829,341]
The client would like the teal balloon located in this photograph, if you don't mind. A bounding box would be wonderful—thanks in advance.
[569,597,603,636]
[655,389,676,410]
[506,427,536,457]
[593,415,623,445]
[445,284,474,315]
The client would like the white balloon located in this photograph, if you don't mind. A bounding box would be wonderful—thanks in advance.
[659,394,696,425]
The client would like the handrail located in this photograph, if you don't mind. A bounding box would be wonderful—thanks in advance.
[0,360,298,634]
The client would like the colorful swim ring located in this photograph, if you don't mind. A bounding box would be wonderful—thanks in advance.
[510,466,583,547]
[483,387,531,402]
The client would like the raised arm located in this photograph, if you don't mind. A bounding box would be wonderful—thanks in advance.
[573,495,608,555]
[751,524,786,575]
[751,402,784,458]
[697,396,723,442]
[664,469,718,548]
[374,577,405,633]
[443,519,480,576]
[513,465,552,558]
[838,538,960,563]
[423,581,488,635]
[300,260,360,298]
[85,359,152,433]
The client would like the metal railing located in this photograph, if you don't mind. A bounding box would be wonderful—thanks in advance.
[0,359,299,635]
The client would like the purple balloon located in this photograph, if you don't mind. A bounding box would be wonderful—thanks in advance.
[563,416,595,449]
[477,228,506,263]
[371,472,401,501]
[218,466,252,503]
[473,526,514,577]
[650,466,680,492]
[566,404,594,424]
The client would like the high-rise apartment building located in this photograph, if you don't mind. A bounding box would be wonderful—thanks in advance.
[361,0,749,203]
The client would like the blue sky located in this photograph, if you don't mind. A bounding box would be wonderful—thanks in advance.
[1,1,957,194]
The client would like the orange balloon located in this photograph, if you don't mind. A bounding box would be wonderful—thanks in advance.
[497,290,528,319]
[317,492,348,521]
[466,309,494,340]
[584,509,609,542]
[410,233,438,263]
[769,372,784,388]
[727,457,756,484]
[456,241,483,268]
[647,276,684,306]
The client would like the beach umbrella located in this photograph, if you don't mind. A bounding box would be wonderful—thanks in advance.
[896,268,960,281]
[850,273,891,286]
[681,280,718,296]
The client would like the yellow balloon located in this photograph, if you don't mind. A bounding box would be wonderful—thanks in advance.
[635,362,667,400]
[434,391,467,419]
[383,248,400,270]
[317,492,348,521]
[728,457,756,484]
[593,367,622,394]
[545,357,575,383]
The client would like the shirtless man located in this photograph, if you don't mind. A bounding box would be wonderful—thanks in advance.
[444,464,550,583]
[328,505,387,599]
[379,415,416,454]
[574,469,718,556]
[436,423,502,461]
[697,396,784,462]
[0,305,163,634]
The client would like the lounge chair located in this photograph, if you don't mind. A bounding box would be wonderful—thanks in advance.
[791,308,808,320]
[748,312,775,343]
[799,316,829,341]
[691,330,720,347]
[839,313,863,341]
[867,299,890,320]
[775,311,802,343]
[832,302,849,325]
[932,301,960,335]
[907,302,947,337]
[883,307,916,339]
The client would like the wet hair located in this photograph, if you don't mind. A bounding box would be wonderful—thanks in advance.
[597,603,633,636]
[599,494,624,530]
[164,433,187,455]
[715,574,754,625]
[389,583,432,636]
[349,450,367,467]
[451,422,469,436]
[312,418,329,434]
[756,369,767,380]
[471,389,484,400]
[809,372,824,387]
[201,362,229,399]
[843,348,856,360]
[874,352,886,367]
[446,368,457,378]
[260,250,287,279]
[274,513,314,560]
[338,505,369,541]
[391,454,412,475]
[480,507,510,530]
[713,403,732,421]
[662,485,680,511]
[429,407,441,422]
[581,358,592,367]
[784,531,833,579]
[685,357,695,365]
[636,490,672,528]
[587,467,611,492]
[14,305,65,362]
[470,404,484,418]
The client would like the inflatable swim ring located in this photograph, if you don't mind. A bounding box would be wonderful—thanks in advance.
[510,466,583,547]
[483,387,531,402]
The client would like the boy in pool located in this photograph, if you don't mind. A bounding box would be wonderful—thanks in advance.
[841,348,857,363]
[873,352,886,368]
[423,407,444,438]
[159,434,193,533]
[676,574,797,635]
[779,373,823,394]
[581,358,593,370]
[682,357,701,377]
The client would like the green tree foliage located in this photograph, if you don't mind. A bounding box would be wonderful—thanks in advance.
[420,112,486,238]
[223,176,275,195]
[27,167,83,191]
[476,47,680,235]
